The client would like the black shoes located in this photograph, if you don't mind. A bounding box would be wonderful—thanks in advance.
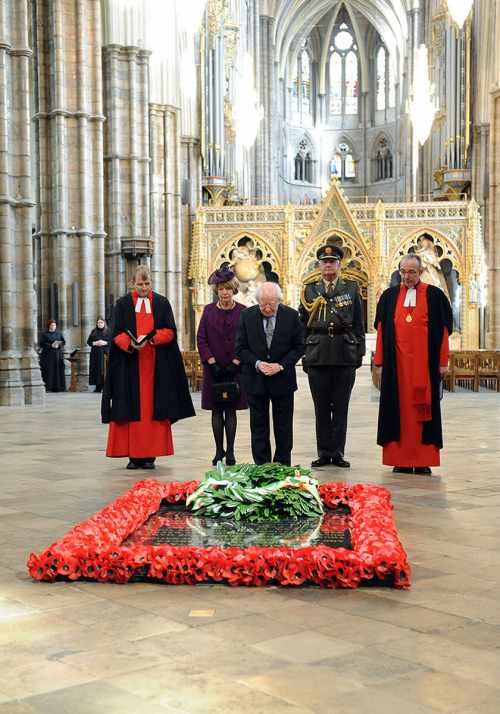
[225,453,236,466]
[212,451,226,466]
[392,466,432,475]
[126,459,155,470]
[414,467,432,475]
[392,467,414,474]
[311,456,351,468]
[332,457,350,468]
[311,457,331,468]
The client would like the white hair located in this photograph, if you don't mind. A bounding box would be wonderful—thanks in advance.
[255,281,283,302]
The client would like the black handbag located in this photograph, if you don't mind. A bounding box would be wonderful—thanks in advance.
[212,380,240,405]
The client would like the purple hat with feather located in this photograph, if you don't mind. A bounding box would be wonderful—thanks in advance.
[208,267,236,285]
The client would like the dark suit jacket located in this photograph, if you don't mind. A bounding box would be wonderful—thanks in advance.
[235,303,305,396]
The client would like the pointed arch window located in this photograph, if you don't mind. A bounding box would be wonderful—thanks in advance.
[291,46,312,123]
[294,138,314,183]
[376,47,386,110]
[375,43,396,112]
[328,24,359,118]
[330,141,356,181]
[329,52,342,115]
[375,137,393,180]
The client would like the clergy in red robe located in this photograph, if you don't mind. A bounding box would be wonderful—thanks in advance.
[374,253,453,475]
[102,267,195,470]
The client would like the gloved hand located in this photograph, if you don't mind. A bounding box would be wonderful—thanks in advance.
[209,362,224,380]
[225,362,240,377]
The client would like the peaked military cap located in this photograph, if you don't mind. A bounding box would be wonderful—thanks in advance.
[316,244,343,261]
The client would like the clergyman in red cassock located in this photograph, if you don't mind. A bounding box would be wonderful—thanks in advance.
[102,266,195,470]
[374,253,453,475]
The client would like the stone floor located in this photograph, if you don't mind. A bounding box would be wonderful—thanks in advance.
[0,369,499,714]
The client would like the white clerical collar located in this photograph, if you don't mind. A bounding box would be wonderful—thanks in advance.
[403,284,418,307]
[135,296,152,313]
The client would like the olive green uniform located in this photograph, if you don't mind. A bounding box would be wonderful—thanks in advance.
[299,277,365,460]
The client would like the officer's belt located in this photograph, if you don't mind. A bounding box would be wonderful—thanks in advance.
[311,326,350,336]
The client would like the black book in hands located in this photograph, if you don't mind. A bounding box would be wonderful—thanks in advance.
[126,329,156,347]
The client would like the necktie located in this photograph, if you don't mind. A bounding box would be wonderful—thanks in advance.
[326,282,333,296]
[264,317,274,349]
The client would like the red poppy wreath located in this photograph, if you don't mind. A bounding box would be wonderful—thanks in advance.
[27,478,411,588]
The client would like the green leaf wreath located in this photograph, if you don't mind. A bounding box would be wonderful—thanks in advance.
[186,462,324,522]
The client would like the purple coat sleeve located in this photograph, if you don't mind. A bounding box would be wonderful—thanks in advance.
[196,307,213,363]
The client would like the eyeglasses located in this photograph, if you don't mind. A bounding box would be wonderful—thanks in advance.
[399,269,419,276]
[259,301,278,308]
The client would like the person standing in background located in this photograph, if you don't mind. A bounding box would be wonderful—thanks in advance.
[87,317,110,393]
[39,320,66,392]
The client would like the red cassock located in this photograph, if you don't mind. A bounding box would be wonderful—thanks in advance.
[106,291,175,458]
[375,282,449,467]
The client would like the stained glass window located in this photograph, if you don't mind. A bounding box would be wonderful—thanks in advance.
[376,46,386,111]
[329,52,342,115]
[345,51,358,115]
[301,50,311,115]
[388,56,395,108]
[328,27,359,118]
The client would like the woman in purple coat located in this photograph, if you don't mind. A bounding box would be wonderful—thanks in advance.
[197,268,248,465]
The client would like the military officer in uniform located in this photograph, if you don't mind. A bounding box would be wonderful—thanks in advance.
[299,243,365,468]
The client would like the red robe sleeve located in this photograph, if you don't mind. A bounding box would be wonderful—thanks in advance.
[114,332,131,352]
[151,328,174,345]
[440,327,449,367]
[374,324,383,366]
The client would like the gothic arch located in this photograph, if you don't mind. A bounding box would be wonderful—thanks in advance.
[372,132,394,181]
[211,231,282,278]
[296,228,372,285]
[388,227,464,277]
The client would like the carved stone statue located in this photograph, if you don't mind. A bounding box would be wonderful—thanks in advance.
[415,234,450,300]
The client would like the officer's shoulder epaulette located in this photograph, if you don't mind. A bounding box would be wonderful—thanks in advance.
[342,278,360,289]
[302,274,319,286]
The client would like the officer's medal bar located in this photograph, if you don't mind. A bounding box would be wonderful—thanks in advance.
[333,294,352,309]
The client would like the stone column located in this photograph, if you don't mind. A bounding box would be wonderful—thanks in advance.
[487,88,500,348]
[149,103,184,343]
[33,0,105,384]
[102,45,151,305]
[254,14,275,204]
[0,0,44,405]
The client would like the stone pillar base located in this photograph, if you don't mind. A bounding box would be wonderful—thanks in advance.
[0,353,45,406]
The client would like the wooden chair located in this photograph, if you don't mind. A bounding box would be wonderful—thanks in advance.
[193,352,203,392]
[477,351,500,392]
[448,351,479,392]
[182,351,195,391]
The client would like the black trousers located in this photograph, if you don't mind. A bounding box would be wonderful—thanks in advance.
[247,392,294,465]
[308,366,356,459]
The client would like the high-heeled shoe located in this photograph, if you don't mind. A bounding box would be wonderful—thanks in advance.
[212,450,225,466]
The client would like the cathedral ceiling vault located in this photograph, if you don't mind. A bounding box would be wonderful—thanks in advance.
[272,0,409,80]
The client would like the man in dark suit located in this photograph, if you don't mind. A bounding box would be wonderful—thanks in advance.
[235,282,304,465]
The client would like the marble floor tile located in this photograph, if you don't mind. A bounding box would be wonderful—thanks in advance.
[0,370,497,712]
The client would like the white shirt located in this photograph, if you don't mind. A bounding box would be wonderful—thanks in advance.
[135,296,152,314]
[403,287,417,307]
